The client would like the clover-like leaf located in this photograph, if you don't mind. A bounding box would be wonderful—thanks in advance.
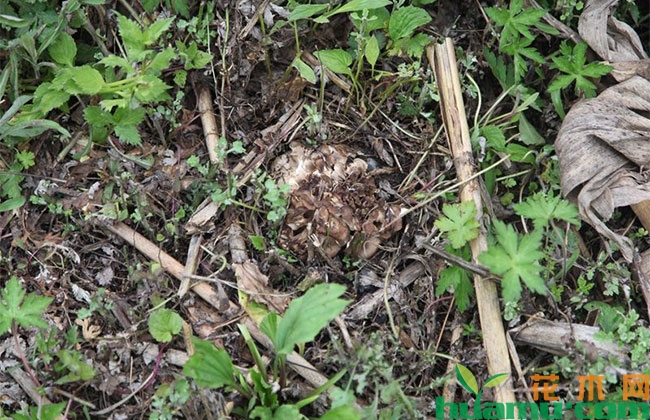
[148,308,182,343]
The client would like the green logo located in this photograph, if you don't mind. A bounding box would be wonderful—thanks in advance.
[456,363,509,398]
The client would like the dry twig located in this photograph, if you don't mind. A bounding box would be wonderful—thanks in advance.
[428,39,517,407]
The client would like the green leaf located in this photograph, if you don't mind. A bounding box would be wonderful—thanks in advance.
[48,32,76,67]
[320,405,361,420]
[292,57,316,83]
[114,124,142,146]
[84,105,113,127]
[172,0,190,18]
[436,262,473,312]
[484,373,509,388]
[55,349,96,383]
[0,119,71,140]
[143,17,174,45]
[329,0,392,17]
[0,196,26,212]
[118,14,144,55]
[313,49,353,76]
[481,124,506,152]
[113,107,145,126]
[65,66,105,95]
[351,7,390,31]
[99,55,133,73]
[518,114,545,145]
[289,4,329,21]
[260,311,279,346]
[142,0,158,13]
[456,364,479,395]
[513,190,580,228]
[581,62,613,78]
[249,235,266,251]
[183,338,236,388]
[435,202,479,249]
[274,283,349,355]
[13,402,66,420]
[134,74,171,103]
[365,35,380,68]
[388,6,431,41]
[34,83,71,114]
[0,14,29,28]
[479,221,546,303]
[0,277,53,334]
[148,308,183,342]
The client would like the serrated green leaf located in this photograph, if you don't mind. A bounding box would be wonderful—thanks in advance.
[365,35,380,68]
[84,105,113,127]
[113,107,145,126]
[435,202,479,249]
[48,32,76,67]
[183,338,236,388]
[292,57,316,83]
[581,62,612,78]
[289,4,330,21]
[147,48,176,75]
[118,14,144,54]
[313,49,353,76]
[274,283,349,355]
[55,349,96,383]
[484,373,509,388]
[456,364,478,395]
[99,55,133,73]
[513,191,580,228]
[479,221,545,303]
[65,66,105,95]
[388,6,431,41]
[114,124,141,146]
[34,83,71,114]
[148,308,182,342]
[172,0,190,18]
[436,262,473,312]
[144,17,174,45]
[0,277,53,333]
[134,75,171,103]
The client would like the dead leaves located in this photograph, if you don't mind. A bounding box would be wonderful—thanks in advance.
[578,0,648,82]
[556,0,650,261]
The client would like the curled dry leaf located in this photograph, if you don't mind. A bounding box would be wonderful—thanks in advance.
[272,142,403,259]
[233,261,289,313]
[578,0,648,81]
[556,75,650,261]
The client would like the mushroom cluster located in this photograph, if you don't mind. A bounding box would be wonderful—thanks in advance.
[271,142,403,260]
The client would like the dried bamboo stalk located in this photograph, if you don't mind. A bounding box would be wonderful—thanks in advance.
[428,39,517,406]
[197,87,220,165]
